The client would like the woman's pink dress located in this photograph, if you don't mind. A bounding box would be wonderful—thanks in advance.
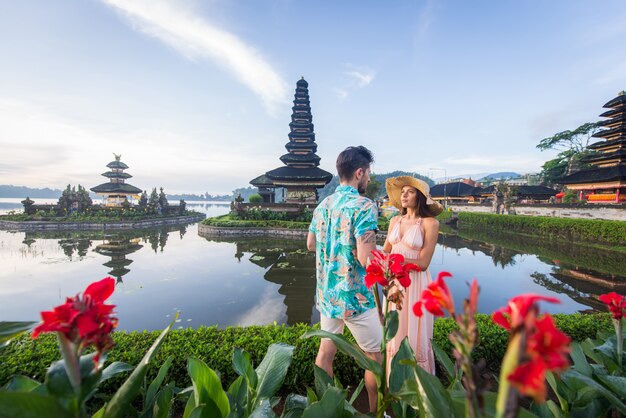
[385,217,435,375]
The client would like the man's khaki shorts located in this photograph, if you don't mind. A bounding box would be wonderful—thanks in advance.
[320,308,382,353]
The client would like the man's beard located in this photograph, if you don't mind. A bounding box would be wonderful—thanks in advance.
[357,177,368,195]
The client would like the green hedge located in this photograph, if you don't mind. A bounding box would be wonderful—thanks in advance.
[457,212,626,246]
[204,214,392,233]
[202,214,310,230]
[0,314,612,395]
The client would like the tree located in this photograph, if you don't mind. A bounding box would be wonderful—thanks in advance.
[138,191,148,209]
[158,187,168,208]
[366,174,382,200]
[537,122,600,153]
[537,122,600,185]
[148,188,159,213]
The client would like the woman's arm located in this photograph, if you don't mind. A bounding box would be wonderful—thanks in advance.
[382,216,398,253]
[416,217,439,270]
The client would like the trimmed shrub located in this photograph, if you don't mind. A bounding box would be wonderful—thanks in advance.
[457,212,626,246]
[0,313,612,395]
[203,214,310,230]
[248,194,263,203]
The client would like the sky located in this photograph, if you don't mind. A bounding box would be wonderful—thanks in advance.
[1,1,625,195]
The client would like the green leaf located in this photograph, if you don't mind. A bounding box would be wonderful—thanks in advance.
[302,386,347,418]
[385,310,399,341]
[226,375,247,414]
[569,342,592,376]
[152,385,174,418]
[187,357,230,418]
[545,372,571,410]
[389,338,417,396]
[233,348,258,389]
[255,343,295,402]
[563,370,626,414]
[283,393,308,415]
[145,355,174,409]
[0,321,35,348]
[0,392,72,418]
[249,398,277,418]
[188,403,221,418]
[347,379,364,406]
[432,340,456,382]
[412,360,455,417]
[101,362,133,383]
[103,313,178,418]
[596,374,626,399]
[305,387,317,404]
[2,375,42,392]
[301,330,382,376]
[313,365,333,398]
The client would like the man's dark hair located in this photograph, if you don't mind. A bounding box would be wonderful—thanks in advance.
[336,146,374,180]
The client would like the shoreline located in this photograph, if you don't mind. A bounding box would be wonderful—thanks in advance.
[0,214,206,231]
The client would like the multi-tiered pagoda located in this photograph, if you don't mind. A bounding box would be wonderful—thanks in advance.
[250,78,332,203]
[560,92,626,203]
[91,154,142,207]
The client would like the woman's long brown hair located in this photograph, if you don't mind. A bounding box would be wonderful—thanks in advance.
[400,187,437,218]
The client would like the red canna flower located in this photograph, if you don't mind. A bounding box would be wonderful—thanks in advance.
[507,357,549,402]
[413,271,454,317]
[365,263,388,288]
[364,250,419,289]
[493,294,571,404]
[491,293,560,331]
[526,315,570,371]
[33,277,118,365]
[599,292,626,320]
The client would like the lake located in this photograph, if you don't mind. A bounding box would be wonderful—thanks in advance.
[0,198,623,331]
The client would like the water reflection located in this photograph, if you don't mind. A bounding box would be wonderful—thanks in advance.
[1,218,624,330]
[204,236,318,326]
[21,224,189,280]
[439,227,626,313]
[95,237,142,283]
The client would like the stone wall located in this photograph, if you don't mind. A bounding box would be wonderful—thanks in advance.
[198,223,388,241]
[446,203,626,221]
[0,214,206,232]
[198,224,307,238]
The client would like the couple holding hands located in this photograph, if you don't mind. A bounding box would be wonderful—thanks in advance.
[307,145,442,413]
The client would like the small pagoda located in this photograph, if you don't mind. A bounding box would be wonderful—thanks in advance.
[560,92,626,203]
[250,78,332,203]
[91,154,142,207]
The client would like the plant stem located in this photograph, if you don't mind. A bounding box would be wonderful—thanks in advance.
[495,332,523,418]
[615,319,623,370]
[57,333,81,394]
[377,296,390,418]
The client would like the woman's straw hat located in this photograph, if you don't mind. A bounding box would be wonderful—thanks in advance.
[385,176,443,216]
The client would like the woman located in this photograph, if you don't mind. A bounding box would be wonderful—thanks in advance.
[382,176,443,375]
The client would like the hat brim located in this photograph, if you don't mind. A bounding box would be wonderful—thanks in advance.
[385,176,444,216]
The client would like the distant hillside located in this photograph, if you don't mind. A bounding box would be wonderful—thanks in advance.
[0,185,63,198]
[318,171,434,200]
[477,172,521,181]
[166,192,232,201]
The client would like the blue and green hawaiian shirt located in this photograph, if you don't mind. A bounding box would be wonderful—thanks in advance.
[309,185,378,319]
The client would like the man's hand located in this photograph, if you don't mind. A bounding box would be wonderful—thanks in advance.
[356,230,377,267]
[307,231,316,252]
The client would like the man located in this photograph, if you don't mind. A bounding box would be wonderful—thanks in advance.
[307,145,382,413]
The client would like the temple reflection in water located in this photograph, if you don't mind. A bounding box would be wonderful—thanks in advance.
[229,237,317,326]
[95,235,142,283]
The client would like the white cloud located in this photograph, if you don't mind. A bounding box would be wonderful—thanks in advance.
[335,65,376,100]
[101,0,290,115]
[335,88,348,100]
[344,69,375,87]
